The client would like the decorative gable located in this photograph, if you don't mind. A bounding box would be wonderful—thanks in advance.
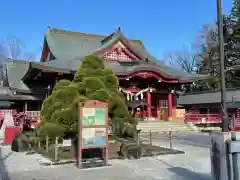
[101,41,139,61]
[103,48,132,61]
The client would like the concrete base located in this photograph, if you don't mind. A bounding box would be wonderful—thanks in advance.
[231,132,240,141]
[210,132,231,180]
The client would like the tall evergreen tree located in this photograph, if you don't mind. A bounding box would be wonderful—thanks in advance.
[40,55,134,138]
[231,0,240,36]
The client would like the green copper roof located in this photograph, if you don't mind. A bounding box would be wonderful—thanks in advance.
[41,27,207,81]
[45,28,143,60]
[6,60,31,92]
[5,28,208,92]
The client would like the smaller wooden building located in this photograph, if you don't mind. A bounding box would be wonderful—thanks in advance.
[177,88,240,127]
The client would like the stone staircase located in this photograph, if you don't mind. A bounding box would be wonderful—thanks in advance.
[136,120,199,134]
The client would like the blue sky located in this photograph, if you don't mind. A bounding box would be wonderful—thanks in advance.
[0,0,233,60]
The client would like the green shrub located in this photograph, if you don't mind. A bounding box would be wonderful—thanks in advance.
[52,79,71,91]
[38,123,65,138]
[40,55,134,138]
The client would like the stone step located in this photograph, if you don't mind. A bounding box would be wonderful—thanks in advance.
[137,121,185,124]
[137,127,197,131]
[137,122,187,125]
[137,124,191,127]
[136,120,200,133]
[137,124,195,129]
[139,128,198,133]
[137,122,187,126]
[198,126,221,131]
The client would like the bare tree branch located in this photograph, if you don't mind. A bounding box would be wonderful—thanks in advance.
[162,45,197,73]
[0,36,37,61]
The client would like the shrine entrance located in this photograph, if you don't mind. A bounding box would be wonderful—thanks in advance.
[119,72,177,121]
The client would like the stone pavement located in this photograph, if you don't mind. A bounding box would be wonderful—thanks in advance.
[0,133,213,180]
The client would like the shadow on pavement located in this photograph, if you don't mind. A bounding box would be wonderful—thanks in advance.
[151,135,211,148]
[156,159,212,180]
[0,141,11,180]
[168,167,212,180]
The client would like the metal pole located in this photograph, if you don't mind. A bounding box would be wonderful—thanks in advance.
[217,0,228,132]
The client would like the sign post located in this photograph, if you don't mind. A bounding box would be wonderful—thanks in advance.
[78,100,108,169]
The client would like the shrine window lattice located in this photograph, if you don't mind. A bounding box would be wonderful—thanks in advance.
[103,48,132,61]
[159,100,168,108]
[236,109,240,125]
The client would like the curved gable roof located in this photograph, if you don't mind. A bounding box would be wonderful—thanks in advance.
[37,27,208,83]
[43,27,143,61]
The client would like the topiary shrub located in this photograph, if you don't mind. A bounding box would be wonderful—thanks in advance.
[38,122,65,139]
[40,55,134,138]
[52,79,71,92]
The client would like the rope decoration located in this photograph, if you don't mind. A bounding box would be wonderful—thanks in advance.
[119,87,155,101]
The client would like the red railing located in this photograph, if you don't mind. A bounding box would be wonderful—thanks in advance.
[184,113,221,124]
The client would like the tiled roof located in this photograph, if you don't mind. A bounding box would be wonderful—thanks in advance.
[41,27,207,79]
[28,59,207,82]
[44,27,143,61]
[6,60,30,92]
[6,27,208,92]
[6,58,207,93]
[177,88,240,105]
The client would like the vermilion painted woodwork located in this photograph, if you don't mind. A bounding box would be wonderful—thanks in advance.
[119,72,179,83]
[172,94,176,109]
[41,40,50,62]
[97,41,140,61]
[126,88,138,93]
[146,90,152,118]
[168,93,173,119]
[103,49,132,61]
[4,127,21,145]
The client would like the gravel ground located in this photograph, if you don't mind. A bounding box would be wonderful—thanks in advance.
[0,133,213,180]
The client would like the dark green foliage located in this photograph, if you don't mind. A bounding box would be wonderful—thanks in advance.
[52,79,71,91]
[231,0,240,38]
[191,1,240,92]
[40,55,134,138]
[11,132,30,152]
[38,122,65,138]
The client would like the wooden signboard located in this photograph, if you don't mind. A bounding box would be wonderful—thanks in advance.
[78,100,108,169]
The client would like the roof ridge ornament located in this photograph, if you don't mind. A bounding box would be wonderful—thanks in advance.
[47,25,53,31]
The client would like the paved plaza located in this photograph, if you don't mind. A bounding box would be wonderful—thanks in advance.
[0,133,213,180]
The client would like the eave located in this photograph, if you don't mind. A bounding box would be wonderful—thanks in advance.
[20,60,206,84]
[22,62,72,81]
[177,88,240,105]
[0,94,44,101]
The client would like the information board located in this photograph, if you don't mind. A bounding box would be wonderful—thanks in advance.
[78,100,108,169]
[82,128,106,147]
[82,108,106,126]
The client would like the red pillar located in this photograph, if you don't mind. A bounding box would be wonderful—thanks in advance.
[168,93,173,120]
[146,90,152,119]
[172,94,176,110]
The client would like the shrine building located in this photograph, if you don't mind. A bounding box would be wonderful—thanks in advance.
[0,27,206,120]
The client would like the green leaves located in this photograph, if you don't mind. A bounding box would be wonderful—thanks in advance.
[40,55,133,137]
[38,122,65,138]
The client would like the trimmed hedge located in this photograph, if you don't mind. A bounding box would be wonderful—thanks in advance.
[40,55,135,138]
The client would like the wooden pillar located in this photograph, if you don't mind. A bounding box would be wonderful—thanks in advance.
[146,90,152,119]
[168,93,173,120]
[172,94,176,110]
[172,94,177,120]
